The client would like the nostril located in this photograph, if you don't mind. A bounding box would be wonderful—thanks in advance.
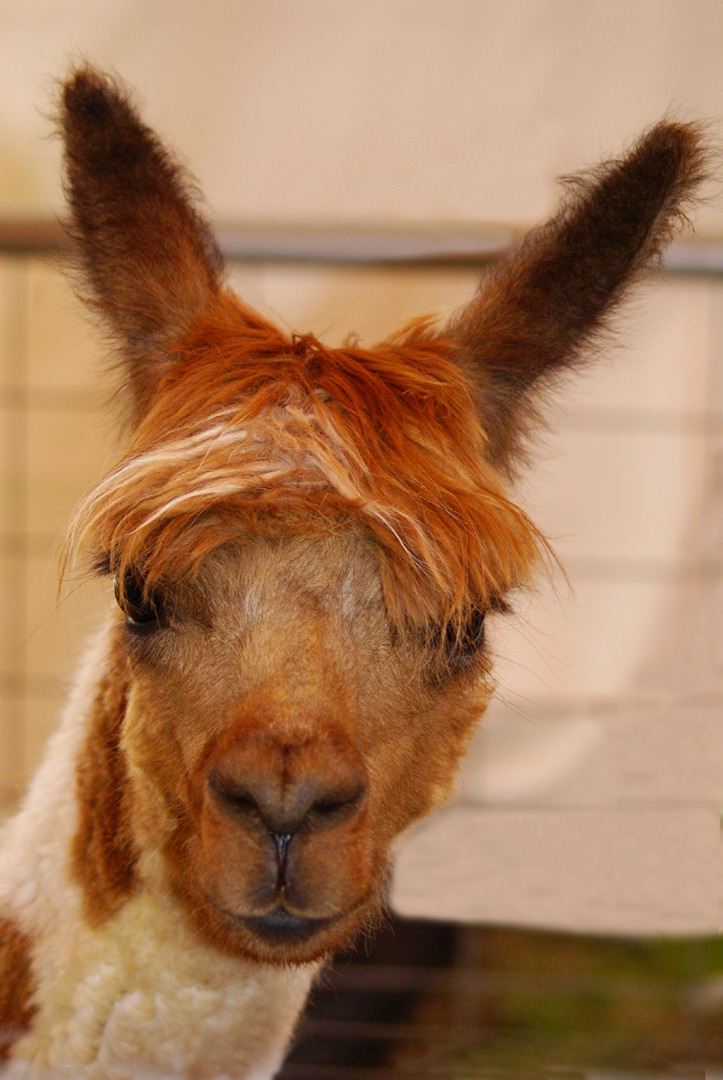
[206,759,367,836]
[207,770,259,821]
[309,782,366,825]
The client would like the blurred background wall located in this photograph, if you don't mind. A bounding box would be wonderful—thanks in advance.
[0,0,721,934]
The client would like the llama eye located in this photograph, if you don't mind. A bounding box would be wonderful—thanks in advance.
[447,608,487,659]
[440,598,510,668]
[427,608,487,672]
[114,570,164,630]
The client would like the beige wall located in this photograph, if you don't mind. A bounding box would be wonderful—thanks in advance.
[0,1,721,229]
[0,0,721,929]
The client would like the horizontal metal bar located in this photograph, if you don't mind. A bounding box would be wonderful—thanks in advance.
[215,220,513,265]
[0,216,720,274]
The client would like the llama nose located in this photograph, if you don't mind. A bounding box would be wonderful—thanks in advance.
[207,735,367,838]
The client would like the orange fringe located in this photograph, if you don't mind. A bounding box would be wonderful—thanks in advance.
[67,293,547,634]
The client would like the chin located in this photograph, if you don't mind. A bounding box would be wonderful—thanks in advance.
[196,892,381,966]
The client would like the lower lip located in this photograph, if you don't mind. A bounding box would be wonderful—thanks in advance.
[233,907,340,945]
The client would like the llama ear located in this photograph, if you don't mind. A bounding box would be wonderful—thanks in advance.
[447,122,710,473]
[59,67,225,419]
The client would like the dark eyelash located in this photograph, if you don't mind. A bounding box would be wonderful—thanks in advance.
[446,608,486,657]
[93,552,113,577]
[441,597,510,665]
[114,569,165,632]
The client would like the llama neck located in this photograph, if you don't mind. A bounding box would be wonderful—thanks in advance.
[0,624,316,1079]
[0,625,113,919]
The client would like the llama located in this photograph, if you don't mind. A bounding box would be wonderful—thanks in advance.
[0,67,709,1079]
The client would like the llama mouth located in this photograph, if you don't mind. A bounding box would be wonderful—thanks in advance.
[238,908,340,946]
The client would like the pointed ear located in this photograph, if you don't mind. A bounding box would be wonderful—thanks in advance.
[447,122,710,473]
[60,67,225,419]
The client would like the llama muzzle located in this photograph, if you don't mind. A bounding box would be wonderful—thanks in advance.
[193,719,376,959]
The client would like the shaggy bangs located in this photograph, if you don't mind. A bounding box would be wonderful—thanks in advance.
[67,294,546,635]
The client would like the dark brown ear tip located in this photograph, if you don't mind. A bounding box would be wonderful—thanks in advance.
[61,67,126,127]
[646,120,701,155]
[635,120,711,181]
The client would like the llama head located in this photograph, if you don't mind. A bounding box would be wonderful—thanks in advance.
[60,68,707,964]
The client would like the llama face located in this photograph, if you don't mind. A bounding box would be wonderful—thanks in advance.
[112,530,492,962]
[58,68,707,967]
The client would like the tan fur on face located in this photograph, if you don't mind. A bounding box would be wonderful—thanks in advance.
[0,916,37,1059]
[82,533,493,964]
